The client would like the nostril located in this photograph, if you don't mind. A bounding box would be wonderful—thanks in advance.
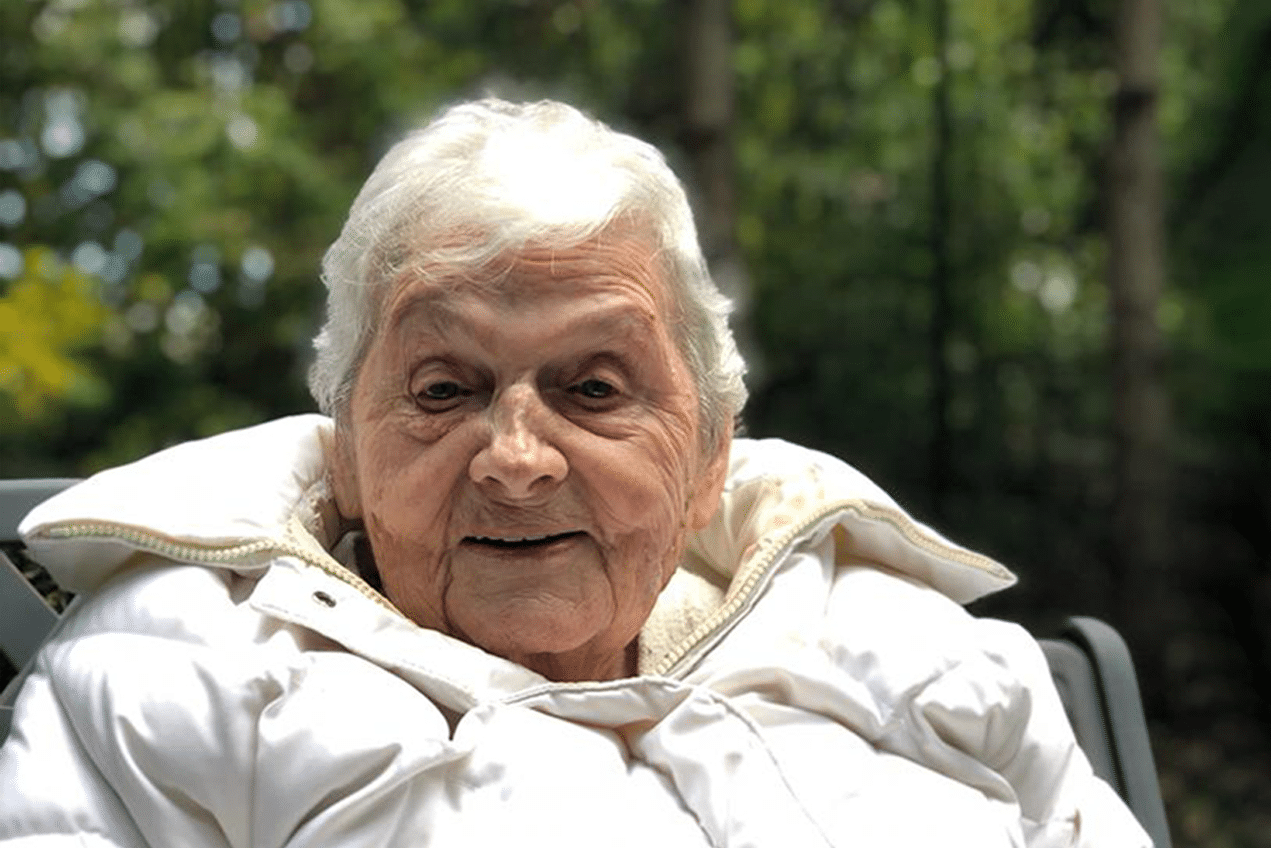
[469,426,568,497]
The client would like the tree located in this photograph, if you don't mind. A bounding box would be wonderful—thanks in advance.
[680,0,746,306]
[927,0,954,519]
[1107,0,1173,668]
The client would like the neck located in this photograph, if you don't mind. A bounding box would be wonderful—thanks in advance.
[519,638,639,683]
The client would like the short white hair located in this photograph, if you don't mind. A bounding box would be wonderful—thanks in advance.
[308,98,747,447]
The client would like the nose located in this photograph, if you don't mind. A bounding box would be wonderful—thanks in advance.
[468,384,568,501]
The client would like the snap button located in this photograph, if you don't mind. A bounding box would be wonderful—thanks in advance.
[313,590,337,607]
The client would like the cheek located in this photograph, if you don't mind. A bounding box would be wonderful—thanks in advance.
[362,489,449,610]
[351,426,473,628]
[354,416,474,526]
[642,397,702,510]
[585,408,701,560]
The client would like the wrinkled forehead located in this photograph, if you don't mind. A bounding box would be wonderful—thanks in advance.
[383,226,673,323]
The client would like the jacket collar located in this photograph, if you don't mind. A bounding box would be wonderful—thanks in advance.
[640,437,1016,674]
[20,414,340,594]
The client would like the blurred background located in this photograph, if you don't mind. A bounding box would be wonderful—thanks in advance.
[2,0,1269,844]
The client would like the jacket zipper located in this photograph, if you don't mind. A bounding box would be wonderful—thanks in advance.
[650,498,1011,679]
[36,521,402,614]
[648,502,846,679]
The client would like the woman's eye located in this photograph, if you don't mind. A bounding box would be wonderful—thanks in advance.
[571,378,617,401]
[415,381,466,406]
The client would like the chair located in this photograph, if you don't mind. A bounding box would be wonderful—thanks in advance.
[0,479,79,742]
[0,479,1171,846]
[1040,617,1172,848]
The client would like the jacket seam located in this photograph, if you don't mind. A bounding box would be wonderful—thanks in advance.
[32,520,403,616]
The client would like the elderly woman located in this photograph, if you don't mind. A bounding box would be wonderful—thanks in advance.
[1,99,1148,847]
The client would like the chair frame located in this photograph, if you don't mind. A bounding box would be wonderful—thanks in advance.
[1,480,77,663]
[1040,617,1172,848]
[1,479,80,741]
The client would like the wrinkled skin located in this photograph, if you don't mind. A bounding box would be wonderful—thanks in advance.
[329,233,730,682]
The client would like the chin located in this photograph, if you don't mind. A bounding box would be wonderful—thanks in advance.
[459,606,604,660]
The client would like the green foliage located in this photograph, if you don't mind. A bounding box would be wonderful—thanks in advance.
[2,0,1264,524]
[0,0,694,475]
[732,0,1122,528]
[0,0,1263,504]
[0,246,108,421]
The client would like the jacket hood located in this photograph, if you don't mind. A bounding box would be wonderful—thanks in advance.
[20,415,1015,613]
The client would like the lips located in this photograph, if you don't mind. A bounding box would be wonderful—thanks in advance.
[464,531,585,549]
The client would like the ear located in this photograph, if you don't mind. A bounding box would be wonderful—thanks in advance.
[686,421,733,531]
[324,422,364,521]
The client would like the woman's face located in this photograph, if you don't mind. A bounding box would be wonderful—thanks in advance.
[330,233,729,682]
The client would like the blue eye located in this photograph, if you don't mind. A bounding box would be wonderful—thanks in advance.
[571,379,616,400]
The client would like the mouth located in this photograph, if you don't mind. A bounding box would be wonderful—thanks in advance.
[463,531,586,550]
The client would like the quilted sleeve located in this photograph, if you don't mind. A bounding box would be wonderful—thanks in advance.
[910,619,1153,848]
[817,560,1152,848]
[0,564,460,848]
[0,655,148,847]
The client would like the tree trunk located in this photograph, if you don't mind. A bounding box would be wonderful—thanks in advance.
[928,0,954,520]
[681,0,747,307]
[1108,0,1173,695]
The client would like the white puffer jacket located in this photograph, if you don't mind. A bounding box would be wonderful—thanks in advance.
[0,415,1149,847]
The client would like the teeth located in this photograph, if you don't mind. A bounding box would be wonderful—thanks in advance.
[470,533,572,545]
[475,534,551,544]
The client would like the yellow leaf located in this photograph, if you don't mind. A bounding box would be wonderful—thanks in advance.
[0,247,108,418]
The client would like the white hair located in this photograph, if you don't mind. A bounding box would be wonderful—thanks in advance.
[308,98,747,447]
